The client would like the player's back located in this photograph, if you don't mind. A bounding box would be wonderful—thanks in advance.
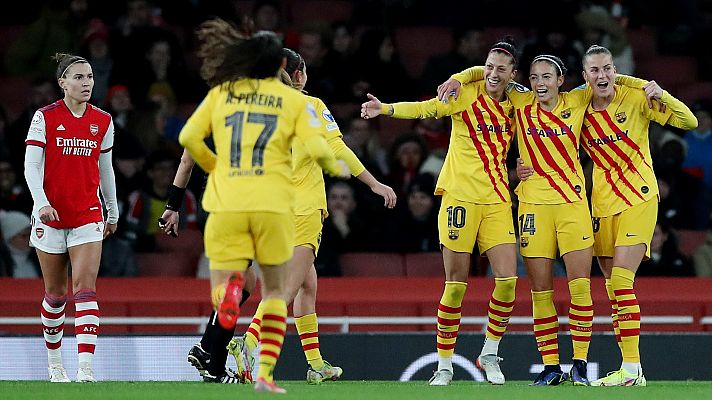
[194,78,315,213]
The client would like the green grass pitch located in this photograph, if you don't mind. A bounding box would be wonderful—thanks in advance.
[2,381,712,400]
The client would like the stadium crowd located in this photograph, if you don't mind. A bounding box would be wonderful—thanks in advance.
[0,0,711,278]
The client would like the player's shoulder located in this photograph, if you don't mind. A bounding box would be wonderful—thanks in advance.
[88,103,112,119]
[506,81,529,94]
[38,101,62,114]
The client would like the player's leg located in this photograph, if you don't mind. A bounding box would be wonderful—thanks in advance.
[476,203,517,385]
[558,200,595,385]
[201,212,250,384]
[518,204,566,386]
[32,219,71,382]
[296,264,343,384]
[593,214,623,354]
[592,200,655,387]
[193,265,256,380]
[37,247,70,383]
[251,212,293,393]
[429,194,478,386]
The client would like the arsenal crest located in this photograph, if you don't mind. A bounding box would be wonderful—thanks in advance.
[560,108,571,119]
[36,227,44,239]
[615,112,627,123]
[448,229,459,240]
[90,124,99,136]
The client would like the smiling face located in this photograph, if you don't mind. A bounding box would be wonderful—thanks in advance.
[582,52,616,99]
[529,60,563,105]
[484,51,516,97]
[59,62,93,103]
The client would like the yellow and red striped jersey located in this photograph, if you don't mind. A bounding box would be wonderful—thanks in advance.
[510,87,592,204]
[390,80,515,204]
[581,84,671,217]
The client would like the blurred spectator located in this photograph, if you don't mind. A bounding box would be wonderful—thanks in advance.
[298,26,331,98]
[80,20,115,107]
[0,210,40,278]
[639,222,694,276]
[381,174,439,253]
[113,133,147,218]
[0,158,32,215]
[343,115,389,178]
[128,39,186,107]
[693,215,712,277]
[6,79,58,170]
[99,236,138,277]
[414,116,450,154]
[387,133,440,198]
[125,151,197,252]
[656,174,686,229]
[421,28,486,96]
[106,84,135,131]
[5,0,91,79]
[519,26,583,90]
[354,29,414,101]
[322,21,359,102]
[682,103,712,227]
[574,2,635,74]
[148,82,186,145]
[316,182,369,276]
[253,0,285,37]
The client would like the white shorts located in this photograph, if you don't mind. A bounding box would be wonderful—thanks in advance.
[30,218,105,254]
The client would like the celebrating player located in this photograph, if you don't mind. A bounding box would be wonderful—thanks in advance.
[361,39,521,386]
[158,148,259,383]
[24,53,118,382]
[178,19,348,393]
[229,47,397,385]
[439,56,596,385]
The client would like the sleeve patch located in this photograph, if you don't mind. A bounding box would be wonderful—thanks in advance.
[322,109,336,123]
[306,102,321,128]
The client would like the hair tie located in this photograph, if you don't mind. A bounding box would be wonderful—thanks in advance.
[532,55,563,75]
[491,47,515,62]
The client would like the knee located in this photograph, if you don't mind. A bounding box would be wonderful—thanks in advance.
[44,284,68,298]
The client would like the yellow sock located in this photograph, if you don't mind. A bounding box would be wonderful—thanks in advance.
[295,313,324,370]
[210,284,226,309]
[486,277,516,341]
[605,278,622,351]
[568,278,593,361]
[256,298,287,383]
[532,290,559,365]
[436,281,467,358]
[245,301,265,352]
[611,267,640,363]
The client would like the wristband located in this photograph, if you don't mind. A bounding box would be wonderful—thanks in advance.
[165,184,186,211]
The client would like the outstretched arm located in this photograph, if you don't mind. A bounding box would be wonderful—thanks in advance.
[361,93,455,121]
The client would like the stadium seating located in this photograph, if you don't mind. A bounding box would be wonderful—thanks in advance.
[677,229,708,258]
[339,252,405,276]
[289,0,354,28]
[393,27,453,78]
[404,252,443,277]
[636,56,698,88]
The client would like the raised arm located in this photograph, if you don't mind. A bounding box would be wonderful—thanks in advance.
[436,66,486,101]
[617,75,698,130]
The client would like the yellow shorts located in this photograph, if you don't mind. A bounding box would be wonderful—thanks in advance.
[204,211,294,270]
[438,192,516,254]
[294,210,325,254]
[518,201,594,259]
[592,198,658,259]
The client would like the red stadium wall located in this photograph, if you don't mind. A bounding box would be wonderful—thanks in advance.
[2,277,711,334]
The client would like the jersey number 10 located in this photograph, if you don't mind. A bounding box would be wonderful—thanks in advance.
[225,111,278,169]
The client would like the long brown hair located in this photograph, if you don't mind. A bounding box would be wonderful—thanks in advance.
[196,18,282,94]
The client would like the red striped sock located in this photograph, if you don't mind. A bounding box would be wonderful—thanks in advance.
[74,289,99,367]
[532,290,559,365]
[42,293,66,365]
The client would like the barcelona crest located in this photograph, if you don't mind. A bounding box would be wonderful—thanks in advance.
[615,112,627,123]
[520,236,529,248]
[448,229,459,240]
[560,108,571,119]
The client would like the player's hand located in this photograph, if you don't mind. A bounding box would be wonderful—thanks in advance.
[361,93,384,119]
[371,182,397,209]
[516,158,534,181]
[38,205,60,223]
[642,80,663,109]
[437,78,462,103]
[159,210,179,238]
[103,223,117,239]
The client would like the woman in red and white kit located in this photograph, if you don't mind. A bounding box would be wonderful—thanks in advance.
[24,53,118,383]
